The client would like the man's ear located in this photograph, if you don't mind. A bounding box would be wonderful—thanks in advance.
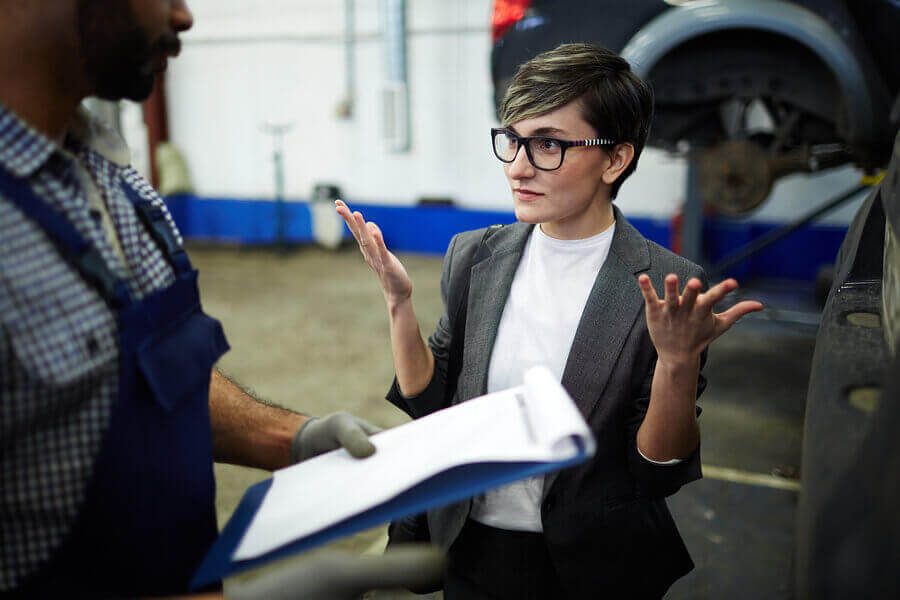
[602,143,635,185]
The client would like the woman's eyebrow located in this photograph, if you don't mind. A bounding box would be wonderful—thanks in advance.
[532,126,568,136]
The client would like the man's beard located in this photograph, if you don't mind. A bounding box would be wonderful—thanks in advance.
[77,0,180,101]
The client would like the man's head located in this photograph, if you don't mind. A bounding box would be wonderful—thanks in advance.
[500,43,653,199]
[77,0,193,101]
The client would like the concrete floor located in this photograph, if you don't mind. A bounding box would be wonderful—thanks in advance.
[192,243,811,599]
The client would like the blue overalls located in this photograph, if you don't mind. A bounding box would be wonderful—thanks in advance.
[0,165,230,597]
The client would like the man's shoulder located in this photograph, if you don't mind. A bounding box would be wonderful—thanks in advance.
[118,167,184,247]
[119,166,166,209]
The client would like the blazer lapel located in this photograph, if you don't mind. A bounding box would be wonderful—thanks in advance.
[544,207,650,496]
[560,222,648,417]
[457,223,533,403]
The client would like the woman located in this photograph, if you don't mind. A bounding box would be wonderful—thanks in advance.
[337,43,762,599]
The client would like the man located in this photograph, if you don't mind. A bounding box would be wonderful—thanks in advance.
[0,1,442,597]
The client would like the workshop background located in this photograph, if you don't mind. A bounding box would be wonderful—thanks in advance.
[124,0,869,256]
[100,0,899,597]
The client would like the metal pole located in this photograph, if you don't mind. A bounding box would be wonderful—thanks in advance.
[681,155,705,264]
[345,0,355,107]
[260,123,294,253]
[711,184,867,277]
[274,135,286,251]
[382,0,409,151]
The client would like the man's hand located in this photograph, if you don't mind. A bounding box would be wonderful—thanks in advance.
[290,412,381,463]
[224,545,446,600]
[637,274,763,366]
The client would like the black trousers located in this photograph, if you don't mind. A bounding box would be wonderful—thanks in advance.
[444,519,565,600]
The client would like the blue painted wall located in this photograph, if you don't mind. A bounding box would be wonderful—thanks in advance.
[164,194,847,282]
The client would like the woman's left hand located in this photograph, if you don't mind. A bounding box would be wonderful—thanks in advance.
[638,274,763,367]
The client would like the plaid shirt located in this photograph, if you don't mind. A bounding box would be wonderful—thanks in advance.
[0,104,184,590]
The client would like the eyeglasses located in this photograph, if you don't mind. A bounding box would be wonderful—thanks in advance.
[491,127,616,171]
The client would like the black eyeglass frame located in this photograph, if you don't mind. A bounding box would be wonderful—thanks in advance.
[490,127,617,171]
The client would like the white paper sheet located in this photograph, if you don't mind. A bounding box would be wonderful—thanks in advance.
[232,365,595,561]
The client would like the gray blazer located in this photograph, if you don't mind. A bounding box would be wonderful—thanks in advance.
[388,206,707,598]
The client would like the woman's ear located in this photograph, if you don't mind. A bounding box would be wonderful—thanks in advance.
[602,143,635,185]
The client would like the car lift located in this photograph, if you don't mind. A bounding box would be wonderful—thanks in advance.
[679,160,883,331]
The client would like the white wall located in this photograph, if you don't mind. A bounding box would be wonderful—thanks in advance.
[166,0,866,224]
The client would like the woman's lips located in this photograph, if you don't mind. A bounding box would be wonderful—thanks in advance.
[514,189,543,202]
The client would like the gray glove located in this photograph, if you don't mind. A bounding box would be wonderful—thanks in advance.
[290,412,381,463]
[224,545,446,600]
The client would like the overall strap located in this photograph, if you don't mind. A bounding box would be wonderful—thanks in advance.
[445,224,504,404]
[0,165,131,308]
[119,182,193,275]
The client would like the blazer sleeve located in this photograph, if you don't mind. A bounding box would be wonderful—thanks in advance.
[385,233,461,419]
[624,265,709,498]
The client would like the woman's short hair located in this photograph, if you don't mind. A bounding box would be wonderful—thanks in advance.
[500,42,654,199]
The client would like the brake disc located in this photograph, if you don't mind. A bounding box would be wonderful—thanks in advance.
[697,140,774,216]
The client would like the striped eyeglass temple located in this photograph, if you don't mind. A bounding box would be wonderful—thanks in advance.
[570,138,616,147]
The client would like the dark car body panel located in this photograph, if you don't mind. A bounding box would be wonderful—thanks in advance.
[492,0,899,168]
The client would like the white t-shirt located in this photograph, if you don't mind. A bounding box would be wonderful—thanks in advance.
[470,222,616,532]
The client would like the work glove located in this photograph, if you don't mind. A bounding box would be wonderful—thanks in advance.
[224,545,446,600]
[290,412,381,463]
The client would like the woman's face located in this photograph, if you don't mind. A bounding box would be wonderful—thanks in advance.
[503,100,618,240]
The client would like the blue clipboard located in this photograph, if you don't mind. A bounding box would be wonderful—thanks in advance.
[191,448,587,589]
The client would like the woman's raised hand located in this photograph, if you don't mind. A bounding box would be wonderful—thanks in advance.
[335,200,413,304]
[637,274,764,367]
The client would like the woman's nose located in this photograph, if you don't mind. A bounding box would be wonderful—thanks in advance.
[507,145,535,178]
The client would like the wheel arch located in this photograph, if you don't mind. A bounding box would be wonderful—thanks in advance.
[620,0,876,146]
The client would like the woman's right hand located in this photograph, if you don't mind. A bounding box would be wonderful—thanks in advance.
[335,200,413,305]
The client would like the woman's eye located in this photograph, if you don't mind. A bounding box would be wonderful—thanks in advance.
[537,138,560,152]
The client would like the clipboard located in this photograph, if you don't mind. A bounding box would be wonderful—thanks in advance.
[192,366,595,588]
